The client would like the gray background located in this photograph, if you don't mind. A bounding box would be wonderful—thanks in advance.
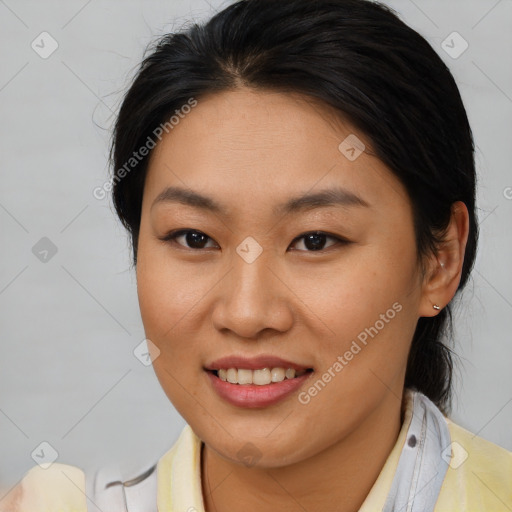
[1,0,511,495]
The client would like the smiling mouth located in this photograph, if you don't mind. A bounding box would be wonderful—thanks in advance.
[209,367,314,386]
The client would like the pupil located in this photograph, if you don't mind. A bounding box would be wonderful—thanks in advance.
[305,232,325,251]
[187,231,208,248]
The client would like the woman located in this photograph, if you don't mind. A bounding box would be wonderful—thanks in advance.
[4,0,511,510]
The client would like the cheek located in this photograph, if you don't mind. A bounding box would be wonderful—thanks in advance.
[136,260,175,340]
[296,244,417,334]
[296,242,421,399]
[135,239,217,381]
[135,248,204,410]
[135,238,201,337]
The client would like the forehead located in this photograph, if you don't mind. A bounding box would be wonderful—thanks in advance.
[144,88,409,217]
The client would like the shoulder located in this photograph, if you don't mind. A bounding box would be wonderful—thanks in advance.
[448,419,512,460]
[435,419,512,511]
[0,463,87,512]
[0,430,190,512]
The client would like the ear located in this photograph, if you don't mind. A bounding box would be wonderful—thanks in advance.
[418,201,470,318]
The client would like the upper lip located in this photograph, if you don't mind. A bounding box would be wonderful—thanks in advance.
[205,355,313,371]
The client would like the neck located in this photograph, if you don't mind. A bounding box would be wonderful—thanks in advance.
[201,391,404,512]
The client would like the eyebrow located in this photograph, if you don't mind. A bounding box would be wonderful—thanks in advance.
[151,185,370,216]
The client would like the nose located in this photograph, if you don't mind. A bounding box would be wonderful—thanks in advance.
[210,252,294,339]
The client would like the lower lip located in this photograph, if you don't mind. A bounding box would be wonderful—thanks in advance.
[206,370,313,408]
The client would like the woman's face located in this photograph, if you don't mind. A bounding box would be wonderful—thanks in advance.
[137,88,432,467]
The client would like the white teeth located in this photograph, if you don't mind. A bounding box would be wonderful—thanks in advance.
[237,369,253,385]
[253,368,271,385]
[271,367,285,382]
[215,367,307,385]
[226,368,237,384]
[285,368,296,379]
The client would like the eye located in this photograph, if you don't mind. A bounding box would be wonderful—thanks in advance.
[289,231,346,252]
[159,229,218,250]
[159,229,347,252]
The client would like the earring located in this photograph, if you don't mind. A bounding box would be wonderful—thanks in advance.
[433,304,441,310]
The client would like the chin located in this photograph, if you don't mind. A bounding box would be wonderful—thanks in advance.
[200,425,317,468]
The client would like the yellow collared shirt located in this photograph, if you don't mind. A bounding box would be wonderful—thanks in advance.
[6,390,512,511]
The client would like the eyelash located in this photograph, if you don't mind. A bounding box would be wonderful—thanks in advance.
[159,229,349,253]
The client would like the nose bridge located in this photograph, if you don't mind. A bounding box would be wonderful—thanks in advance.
[228,232,276,293]
[228,246,276,310]
[212,244,291,337]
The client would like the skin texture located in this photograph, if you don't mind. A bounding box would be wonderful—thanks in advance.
[136,88,469,512]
